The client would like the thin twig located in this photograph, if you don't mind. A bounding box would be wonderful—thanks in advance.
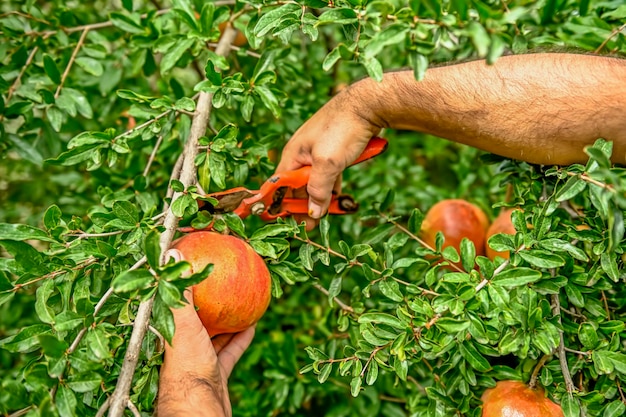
[563,347,591,356]
[95,397,111,417]
[312,283,354,313]
[66,230,126,238]
[528,354,551,389]
[207,42,261,58]
[127,400,141,417]
[55,28,89,98]
[474,244,525,292]
[617,380,626,405]
[8,407,32,417]
[143,135,164,177]
[595,23,626,54]
[6,46,39,102]
[565,171,615,193]
[106,27,239,417]
[6,257,98,293]
[550,285,576,395]
[113,108,174,141]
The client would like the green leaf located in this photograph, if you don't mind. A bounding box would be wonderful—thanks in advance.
[317,8,358,25]
[593,350,614,374]
[113,200,139,226]
[365,24,408,57]
[154,294,176,344]
[254,4,300,37]
[160,38,195,74]
[255,85,280,118]
[603,400,626,417]
[110,12,144,34]
[435,317,470,333]
[601,252,619,282]
[251,224,293,240]
[361,56,383,82]
[43,54,61,84]
[75,57,104,76]
[492,268,542,287]
[86,326,110,360]
[460,238,476,272]
[410,52,428,81]
[350,376,362,397]
[578,323,599,349]
[204,60,223,85]
[365,360,379,385]
[38,334,68,358]
[0,324,51,353]
[561,395,580,417]
[112,269,155,293]
[249,240,277,259]
[35,279,55,324]
[358,313,406,330]
[556,175,587,201]
[299,244,314,271]
[0,223,55,242]
[378,279,403,302]
[459,341,491,372]
[322,46,341,72]
[55,385,77,417]
[467,21,490,56]
[318,363,332,383]
[518,250,565,268]
[174,97,196,112]
[67,372,103,393]
[145,229,161,270]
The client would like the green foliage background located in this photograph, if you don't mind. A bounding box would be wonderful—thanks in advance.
[1,0,626,416]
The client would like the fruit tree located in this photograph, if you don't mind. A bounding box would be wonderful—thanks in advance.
[1,1,625,416]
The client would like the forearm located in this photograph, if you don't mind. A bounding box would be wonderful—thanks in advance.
[351,53,626,165]
[157,374,229,417]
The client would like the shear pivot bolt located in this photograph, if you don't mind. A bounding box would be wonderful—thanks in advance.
[251,202,265,215]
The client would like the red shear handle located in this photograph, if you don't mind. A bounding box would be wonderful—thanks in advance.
[351,137,388,165]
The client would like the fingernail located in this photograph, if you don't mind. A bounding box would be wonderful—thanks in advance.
[308,203,323,219]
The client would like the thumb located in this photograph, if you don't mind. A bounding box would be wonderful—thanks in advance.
[307,158,344,219]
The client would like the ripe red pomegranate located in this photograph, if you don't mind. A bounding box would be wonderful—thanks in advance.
[172,231,271,336]
[481,380,564,416]
[420,199,489,267]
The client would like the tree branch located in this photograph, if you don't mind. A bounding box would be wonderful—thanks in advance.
[105,27,239,417]
[55,28,89,99]
[6,46,39,102]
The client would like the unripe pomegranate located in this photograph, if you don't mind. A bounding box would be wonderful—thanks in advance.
[420,199,489,264]
[485,208,519,260]
[481,380,564,416]
[172,232,271,336]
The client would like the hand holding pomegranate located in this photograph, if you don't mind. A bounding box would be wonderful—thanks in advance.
[157,287,256,417]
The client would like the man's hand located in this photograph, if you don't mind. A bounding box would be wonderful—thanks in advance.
[275,86,383,225]
[158,287,255,417]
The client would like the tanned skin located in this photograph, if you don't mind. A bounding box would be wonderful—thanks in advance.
[276,53,626,221]
[157,287,255,417]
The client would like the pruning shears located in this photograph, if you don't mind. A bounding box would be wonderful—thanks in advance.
[194,137,388,224]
